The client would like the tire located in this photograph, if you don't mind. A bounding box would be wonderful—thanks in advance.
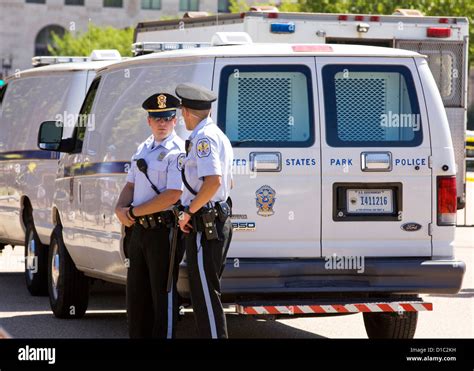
[363,311,418,339]
[24,221,48,296]
[48,226,89,319]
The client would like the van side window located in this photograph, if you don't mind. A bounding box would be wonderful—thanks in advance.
[74,77,101,152]
[1,75,74,151]
[322,65,422,147]
[218,65,315,147]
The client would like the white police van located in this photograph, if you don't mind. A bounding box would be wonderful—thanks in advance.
[0,50,121,295]
[135,9,470,215]
[36,35,465,338]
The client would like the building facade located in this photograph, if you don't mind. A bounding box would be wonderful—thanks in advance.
[0,0,245,76]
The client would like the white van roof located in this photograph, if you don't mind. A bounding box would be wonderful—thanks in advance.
[5,60,120,82]
[100,43,424,74]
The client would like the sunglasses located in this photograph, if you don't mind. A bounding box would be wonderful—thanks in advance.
[151,115,175,122]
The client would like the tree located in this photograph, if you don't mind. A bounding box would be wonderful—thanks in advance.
[229,0,299,12]
[48,24,134,57]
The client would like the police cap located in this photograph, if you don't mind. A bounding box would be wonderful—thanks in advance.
[142,93,180,118]
[175,83,217,110]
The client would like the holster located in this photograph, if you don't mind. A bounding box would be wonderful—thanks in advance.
[215,200,231,222]
[192,207,219,240]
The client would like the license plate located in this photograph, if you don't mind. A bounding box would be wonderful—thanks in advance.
[347,189,393,214]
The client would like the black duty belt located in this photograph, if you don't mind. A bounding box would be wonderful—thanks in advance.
[136,210,174,230]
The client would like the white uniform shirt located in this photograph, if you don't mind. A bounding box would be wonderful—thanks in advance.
[126,131,185,206]
[180,117,233,207]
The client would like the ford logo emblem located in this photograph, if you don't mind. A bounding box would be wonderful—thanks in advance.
[401,223,422,232]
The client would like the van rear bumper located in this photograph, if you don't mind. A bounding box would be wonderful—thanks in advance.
[177,258,465,300]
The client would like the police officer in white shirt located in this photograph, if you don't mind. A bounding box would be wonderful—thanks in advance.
[175,83,234,339]
[114,93,185,338]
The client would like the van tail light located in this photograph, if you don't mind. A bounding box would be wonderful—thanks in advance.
[437,176,457,225]
[427,27,451,38]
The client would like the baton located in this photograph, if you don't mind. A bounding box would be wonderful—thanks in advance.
[166,207,180,293]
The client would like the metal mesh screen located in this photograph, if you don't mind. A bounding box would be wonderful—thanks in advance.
[237,77,291,141]
[446,108,466,196]
[395,41,464,107]
[334,77,386,141]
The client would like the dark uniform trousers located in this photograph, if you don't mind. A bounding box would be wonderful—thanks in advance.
[185,217,233,339]
[126,224,184,338]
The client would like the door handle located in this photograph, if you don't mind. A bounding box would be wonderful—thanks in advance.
[361,152,392,172]
[78,182,82,204]
[249,152,282,172]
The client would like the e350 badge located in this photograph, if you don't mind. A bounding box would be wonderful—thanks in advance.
[256,185,276,217]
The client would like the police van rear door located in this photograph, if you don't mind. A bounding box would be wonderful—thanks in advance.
[317,57,432,257]
[213,57,321,258]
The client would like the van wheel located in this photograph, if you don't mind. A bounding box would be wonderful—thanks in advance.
[48,226,89,318]
[24,222,48,296]
[363,311,418,339]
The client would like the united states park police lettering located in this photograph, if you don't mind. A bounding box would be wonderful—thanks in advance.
[330,158,353,166]
[18,345,56,364]
[285,158,316,166]
[395,158,426,166]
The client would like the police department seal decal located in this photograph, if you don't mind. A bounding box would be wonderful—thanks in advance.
[177,153,185,171]
[256,185,276,217]
[196,138,211,158]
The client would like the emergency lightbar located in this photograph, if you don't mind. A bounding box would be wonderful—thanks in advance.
[31,49,121,67]
[132,42,211,56]
[32,56,89,67]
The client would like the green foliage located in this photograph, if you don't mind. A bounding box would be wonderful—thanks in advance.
[48,24,134,57]
[229,0,250,12]
[229,0,298,12]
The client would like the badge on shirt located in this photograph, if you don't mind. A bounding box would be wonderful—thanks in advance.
[196,138,211,158]
[177,153,185,171]
[157,151,166,161]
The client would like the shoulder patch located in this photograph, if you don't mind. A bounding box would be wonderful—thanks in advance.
[196,137,211,158]
[177,153,186,171]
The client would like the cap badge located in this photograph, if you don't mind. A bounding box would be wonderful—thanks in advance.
[157,94,167,109]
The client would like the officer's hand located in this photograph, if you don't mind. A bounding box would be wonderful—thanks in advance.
[115,207,135,227]
[178,213,193,234]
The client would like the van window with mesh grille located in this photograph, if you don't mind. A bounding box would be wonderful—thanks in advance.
[323,65,423,147]
[218,65,314,147]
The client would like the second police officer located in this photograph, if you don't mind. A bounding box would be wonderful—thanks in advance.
[175,83,234,339]
[114,93,185,339]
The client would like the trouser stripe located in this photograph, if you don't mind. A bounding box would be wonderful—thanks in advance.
[196,232,218,339]
[167,229,173,339]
